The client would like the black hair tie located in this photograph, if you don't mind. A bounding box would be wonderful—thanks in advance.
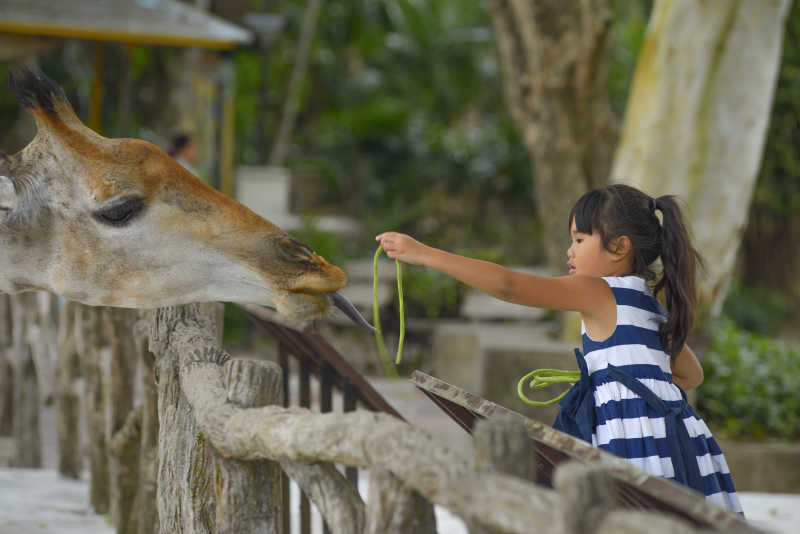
[651,197,658,212]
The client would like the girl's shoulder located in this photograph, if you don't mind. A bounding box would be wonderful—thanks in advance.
[600,275,664,315]
[600,275,650,292]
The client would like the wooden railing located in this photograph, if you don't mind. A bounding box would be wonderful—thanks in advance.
[235,303,404,533]
[145,303,766,534]
[0,295,767,533]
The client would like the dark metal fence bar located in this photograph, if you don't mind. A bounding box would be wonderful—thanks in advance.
[298,355,312,534]
[343,379,358,487]
[278,344,291,534]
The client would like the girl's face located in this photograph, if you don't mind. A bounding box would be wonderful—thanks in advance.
[567,218,626,277]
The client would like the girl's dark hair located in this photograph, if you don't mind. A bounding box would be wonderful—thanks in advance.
[568,184,703,356]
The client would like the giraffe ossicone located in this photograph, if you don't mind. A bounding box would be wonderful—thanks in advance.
[0,68,370,329]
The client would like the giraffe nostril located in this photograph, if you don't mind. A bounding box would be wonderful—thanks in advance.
[277,236,318,266]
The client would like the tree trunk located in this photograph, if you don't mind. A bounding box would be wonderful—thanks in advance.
[487,0,618,274]
[56,300,82,478]
[610,0,793,312]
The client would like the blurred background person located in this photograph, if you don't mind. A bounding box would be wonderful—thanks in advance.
[166,132,199,175]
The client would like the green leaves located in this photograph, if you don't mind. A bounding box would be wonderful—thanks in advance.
[697,319,800,441]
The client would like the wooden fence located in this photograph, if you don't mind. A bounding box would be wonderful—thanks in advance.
[142,303,764,534]
[0,296,765,533]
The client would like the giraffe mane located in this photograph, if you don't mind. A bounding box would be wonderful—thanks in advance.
[8,68,67,116]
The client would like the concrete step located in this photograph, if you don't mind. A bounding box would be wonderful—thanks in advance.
[460,266,550,321]
[461,291,545,321]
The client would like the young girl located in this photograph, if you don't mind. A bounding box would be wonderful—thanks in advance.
[376,184,742,514]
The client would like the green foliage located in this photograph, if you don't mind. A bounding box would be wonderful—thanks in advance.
[222,302,250,346]
[401,266,463,319]
[751,2,800,219]
[290,215,349,266]
[737,2,800,314]
[234,0,535,256]
[697,319,800,441]
[721,281,789,336]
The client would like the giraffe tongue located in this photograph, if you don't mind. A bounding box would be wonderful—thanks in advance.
[331,292,375,332]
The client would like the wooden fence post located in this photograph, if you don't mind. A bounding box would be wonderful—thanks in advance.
[214,358,283,533]
[469,416,538,534]
[365,469,436,534]
[10,293,41,468]
[107,308,140,530]
[474,416,537,482]
[134,323,159,534]
[0,294,13,437]
[150,303,221,534]
[553,462,699,534]
[78,304,110,513]
[553,461,620,534]
[29,292,58,405]
[111,406,143,534]
[55,300,82,478]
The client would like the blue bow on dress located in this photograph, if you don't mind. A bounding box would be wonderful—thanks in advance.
[552,348,595,444]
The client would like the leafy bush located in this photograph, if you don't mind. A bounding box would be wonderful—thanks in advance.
[401,266,463,319]
[721,281,789,335]
[697,319,800,441]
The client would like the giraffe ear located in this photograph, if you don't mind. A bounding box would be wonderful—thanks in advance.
[0,175,17,212]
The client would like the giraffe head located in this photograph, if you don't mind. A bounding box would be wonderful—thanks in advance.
[0,68,369,328]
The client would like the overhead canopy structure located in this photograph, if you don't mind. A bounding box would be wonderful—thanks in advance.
[0,0,252,50]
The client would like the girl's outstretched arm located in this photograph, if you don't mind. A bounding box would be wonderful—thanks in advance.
[670,344,704,391]
[375,232,613,318]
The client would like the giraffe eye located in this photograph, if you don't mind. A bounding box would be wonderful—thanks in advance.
[93,197,146,227]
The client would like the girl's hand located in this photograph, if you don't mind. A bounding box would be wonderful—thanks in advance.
[375,232,429,266]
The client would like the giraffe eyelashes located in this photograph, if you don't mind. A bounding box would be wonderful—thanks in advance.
[92,197,146,227]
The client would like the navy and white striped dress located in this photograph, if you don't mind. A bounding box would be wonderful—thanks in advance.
[582,276,742,514]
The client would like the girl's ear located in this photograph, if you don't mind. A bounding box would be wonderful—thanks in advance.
[609,235,631,259]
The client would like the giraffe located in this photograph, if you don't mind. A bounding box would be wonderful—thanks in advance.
[0,68,369,328]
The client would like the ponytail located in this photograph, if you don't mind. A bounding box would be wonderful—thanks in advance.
[652,196,703,356]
